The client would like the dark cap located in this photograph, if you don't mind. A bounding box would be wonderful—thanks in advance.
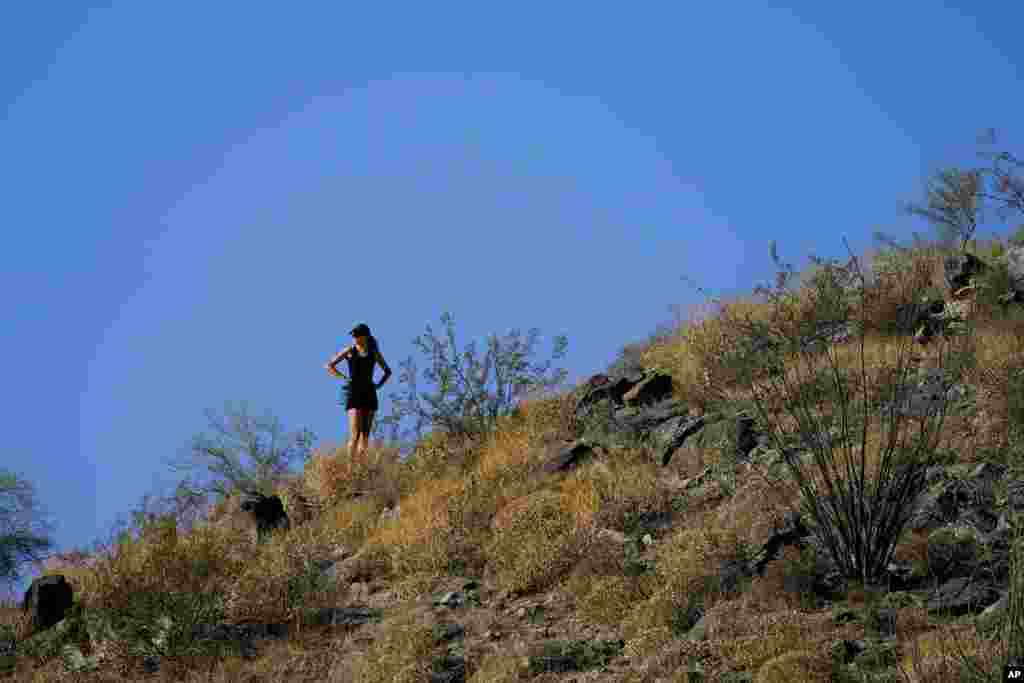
[350,323,371,337]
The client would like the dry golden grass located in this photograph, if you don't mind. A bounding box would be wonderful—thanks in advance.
[365,476,466,576]
[341,605,437,683]
[465,652,524,682]
[484,483,597,595]
[897,623,999,683]
[754,648,832,683]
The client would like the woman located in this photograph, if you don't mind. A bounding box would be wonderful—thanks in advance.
[324,323,392,459]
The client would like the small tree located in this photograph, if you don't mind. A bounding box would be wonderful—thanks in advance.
[162,400,317,501]
[0,469,56,596]
[905,167,982,252]
[904,129,1024,252]
[372,311,569,454]
[683,238,965,587]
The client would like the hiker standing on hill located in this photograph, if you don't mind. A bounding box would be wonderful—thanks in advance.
[325,323,392,459]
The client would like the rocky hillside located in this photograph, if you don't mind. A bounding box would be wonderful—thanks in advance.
[2,235,1024,682]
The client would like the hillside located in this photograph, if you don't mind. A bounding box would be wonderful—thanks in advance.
[3,234,1024,682]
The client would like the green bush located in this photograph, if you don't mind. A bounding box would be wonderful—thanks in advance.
[373,311,569,449]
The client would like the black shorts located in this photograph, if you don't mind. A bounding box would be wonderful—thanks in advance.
[343,384,378,411]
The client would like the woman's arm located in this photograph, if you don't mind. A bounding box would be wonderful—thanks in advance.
[373,350,393,388]
[325,346,352,378]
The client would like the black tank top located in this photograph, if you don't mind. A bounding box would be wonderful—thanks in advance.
[346,345,376,390]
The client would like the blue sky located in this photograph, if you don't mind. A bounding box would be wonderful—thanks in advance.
[3,2,1022,599]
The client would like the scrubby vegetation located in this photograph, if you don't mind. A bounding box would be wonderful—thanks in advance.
[4,142,1024,681]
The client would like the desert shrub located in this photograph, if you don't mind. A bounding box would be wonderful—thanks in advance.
[161,400,316,502]
[56,509,249,620]
[221,521,347,624]
[975,251,1018,310]
[681,238,963,587]
[0,468,55,595]
[372,311,569,449]
[91,589,232,661]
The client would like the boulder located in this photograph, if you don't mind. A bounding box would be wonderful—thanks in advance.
[880,367,967,420]
[734,413,760,462]
[944,251,989,292]
[925,576,1002,617]
[621,370,673,407]
[909,473,997,533]
[613,398,689,433]
[541,439,607,474]
[659,415,707,467]
[749,511,811,577]
[1003,245,1024,295]
[894,299,945,336]
[239,492,290,544]
[22,575,74,634]
[575,371,645,415]
[926,525,986,582]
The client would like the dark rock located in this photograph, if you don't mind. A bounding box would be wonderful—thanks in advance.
[240,492,290,544]
[542,439,604,474]
[621,371,674,407]
[882,368,967,420]
[910,477,979,532]
[303,606,383,627]
[430,655,466,683]
[750,511,811,577]
[1004,246,1024,295]
[575,372,644,414]
[927,525,987,582]
[191,621,292,643]
[734,413,759,461]
[944,252,989,292]
[142,655,160,673]
[21,575,73,634]
[1008,479,1024,513]
[925,577,1002,617]
[615,398,689,432]
[894,300,945,335]
[884,563,918,591]
[660,415,707,467]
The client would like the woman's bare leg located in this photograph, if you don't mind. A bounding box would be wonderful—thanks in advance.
[347,408,360,456]
[358,410,376,457]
